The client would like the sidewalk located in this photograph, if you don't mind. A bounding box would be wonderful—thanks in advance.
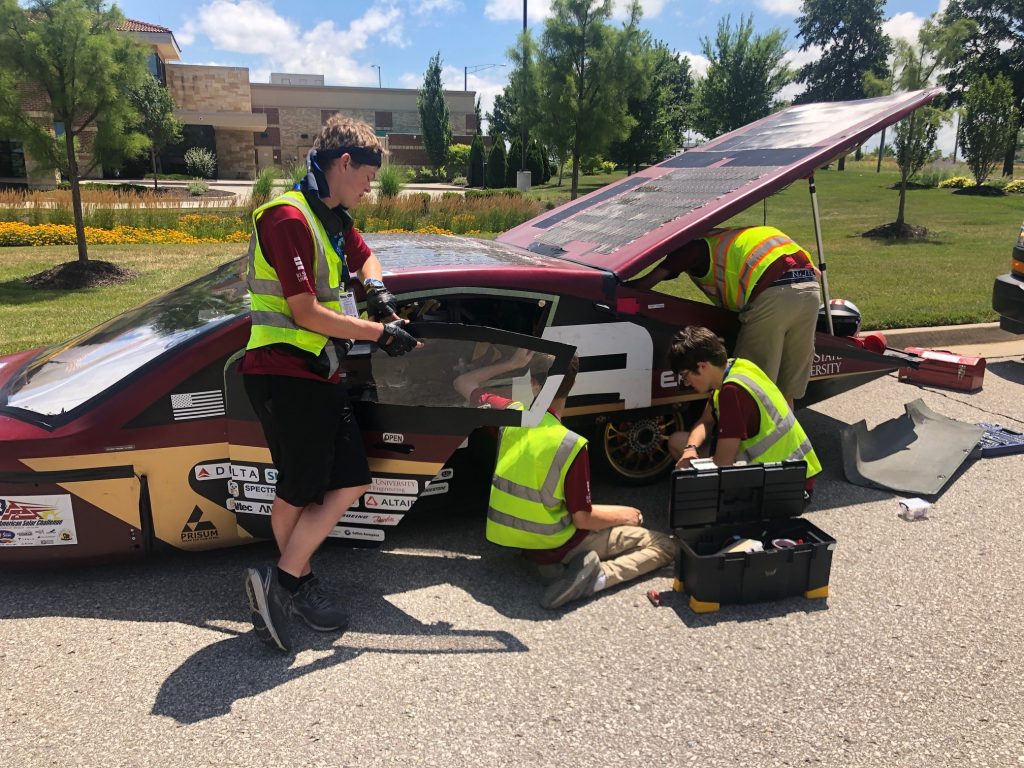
[877,322,1024,358]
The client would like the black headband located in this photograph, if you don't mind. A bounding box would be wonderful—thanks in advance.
[313,145,383,167]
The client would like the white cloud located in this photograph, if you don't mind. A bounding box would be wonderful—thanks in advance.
[777,81,804,103]
[611,0,667,20]
[681,51,710,78]
[413,0,460,13]
[755,0,801,16]
[176,19,197,46]
[181,1,408,87]
[884,12,925,44]
[485,0,552,22]
[784,44,821,71]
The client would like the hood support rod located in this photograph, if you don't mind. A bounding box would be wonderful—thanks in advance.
[809,173,834,335]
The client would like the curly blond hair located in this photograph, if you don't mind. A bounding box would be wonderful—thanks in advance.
[314,114,385,166]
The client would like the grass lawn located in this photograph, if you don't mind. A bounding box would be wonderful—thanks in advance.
[1,159,1020,356]
[0,243,243,356]
[527,170,628,205]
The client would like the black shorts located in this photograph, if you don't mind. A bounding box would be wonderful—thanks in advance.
[243,374,372,508]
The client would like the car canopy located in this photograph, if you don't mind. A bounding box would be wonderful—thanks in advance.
[498,89,942,279]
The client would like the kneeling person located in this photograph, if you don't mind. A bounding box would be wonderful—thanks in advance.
[454,350,678,610]
[667,326,821,497]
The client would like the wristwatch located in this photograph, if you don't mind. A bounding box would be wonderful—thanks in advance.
[364,278,386,292]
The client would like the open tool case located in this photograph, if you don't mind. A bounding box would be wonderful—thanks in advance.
[670,461,835,613]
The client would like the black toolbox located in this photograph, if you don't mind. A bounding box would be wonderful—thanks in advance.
[670,461,835,613]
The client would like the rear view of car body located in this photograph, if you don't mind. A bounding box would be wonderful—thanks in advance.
[992,221,1024,334]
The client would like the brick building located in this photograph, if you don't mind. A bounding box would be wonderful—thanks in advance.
[1,18,479,187]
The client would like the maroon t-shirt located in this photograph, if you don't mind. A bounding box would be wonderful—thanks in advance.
[473,390,591,562]
[715,382,815,490]
[239,204,373,382]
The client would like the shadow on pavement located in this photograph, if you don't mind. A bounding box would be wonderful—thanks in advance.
[988,360,1024,386]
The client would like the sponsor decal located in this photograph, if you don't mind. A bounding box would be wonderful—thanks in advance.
[264,468,278,484]
[369,477,418,495]
[421,481,449,497]
[362,493,416,511]
[230,464,260,481]
[660,370,683,389]
[194,462,231,481]
[170,390,226,421]
[0,495,77,547]
[243,483,276,501]
[342,510,405,526]
[811,353,842,378]
[227,480,239,497]
[232,500,273,516]
[328,526,385,542]
[370,514,403,526]
[383,432,404,444]
[181,506,219,543]
[435,468,454,481]
[543,322,653,409]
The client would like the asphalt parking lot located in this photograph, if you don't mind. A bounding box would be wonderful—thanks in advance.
[3,342,1023,768]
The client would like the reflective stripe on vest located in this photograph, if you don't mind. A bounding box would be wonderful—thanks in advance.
[486,404,587,550]
[245,190,346,359]
[712,358,822,479]
[693,226,810,311]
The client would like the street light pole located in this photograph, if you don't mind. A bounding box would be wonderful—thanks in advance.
[521,0,527,172]
[370,64,382,88]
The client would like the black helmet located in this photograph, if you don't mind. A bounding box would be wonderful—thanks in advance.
[817,298,861,336]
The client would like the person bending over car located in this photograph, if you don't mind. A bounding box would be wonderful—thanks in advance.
[627,226,820,406]
[667,326,821,500]
[240,115,420,652]
[453,350,678,610]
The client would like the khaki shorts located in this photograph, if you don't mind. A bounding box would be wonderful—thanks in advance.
[733,280,821,400]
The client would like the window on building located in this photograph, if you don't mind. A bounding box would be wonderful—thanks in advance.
[375,111,393,128]
[146,53,165,83]
[0,140,26,178]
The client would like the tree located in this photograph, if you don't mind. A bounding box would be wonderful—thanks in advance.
[486,89,518,138]
[486,137,507,189]
[417,51,452,173]
[608,39,680,173]
[474,96,483,135]
[664,51,695,149]
[959,74,1019,186]
[0,0,148,265]
[536,0,639,199]
[794,0,891,170]
[794,0,891,103]
[128,74,182,190]
[693,15,792,139]
[885,18,969,232]
[940,0,1024,177]
[468,133,484,187]
[506,135,523,187]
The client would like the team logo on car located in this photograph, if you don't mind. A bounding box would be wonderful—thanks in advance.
[0,500,62,522]
[181,506,218,542]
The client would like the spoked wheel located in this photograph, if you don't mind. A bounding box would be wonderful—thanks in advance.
[595,410,685,485]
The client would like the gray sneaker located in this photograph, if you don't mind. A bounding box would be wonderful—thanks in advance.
[540,551,602,609]
[291,576,349,632]
[244,565,292,652]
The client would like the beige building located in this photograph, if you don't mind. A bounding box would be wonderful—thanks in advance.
[3,18,479,187]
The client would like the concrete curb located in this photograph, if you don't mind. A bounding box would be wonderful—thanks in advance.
[867,322,1019,349]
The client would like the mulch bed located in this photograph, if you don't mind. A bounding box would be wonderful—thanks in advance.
[24,260,135,290]
[861,222,929,240]
[952,186,1006,197]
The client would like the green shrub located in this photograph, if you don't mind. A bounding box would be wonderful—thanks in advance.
[581,155,604,175]
[451,176,468,187]
[376,164,405,198]
[447,144,471,178]
[600,160,617,174]
[248,166,276,210]
[184,147,217,179]
[915,168,953,188]
[87,207,116,230]
[1004,179,1024,194]
[987,176,1009,190]
[938,175,976,189]
[288,160,307,186]
[440,191,463,200]
[187,180,209,196]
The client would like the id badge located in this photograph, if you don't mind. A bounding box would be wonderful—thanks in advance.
[339,291,358,317]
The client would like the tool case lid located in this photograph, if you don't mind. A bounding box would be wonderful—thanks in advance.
[670,461,807,529]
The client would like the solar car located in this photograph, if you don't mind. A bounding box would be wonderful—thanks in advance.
[0,89,941,567]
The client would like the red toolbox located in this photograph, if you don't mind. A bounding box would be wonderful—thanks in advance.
[897,347,986,392]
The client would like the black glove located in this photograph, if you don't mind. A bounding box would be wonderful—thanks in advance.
[364,279,398,321]
[376,320,417,357]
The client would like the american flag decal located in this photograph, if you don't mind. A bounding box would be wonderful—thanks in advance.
[170,390,225,421]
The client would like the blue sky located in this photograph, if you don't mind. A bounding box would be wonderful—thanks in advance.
[114,0,951,146]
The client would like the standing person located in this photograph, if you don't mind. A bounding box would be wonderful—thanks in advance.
[666,326,821,500]
[241,115,419,652]
[627,226,821,405]
[454,351,678,610]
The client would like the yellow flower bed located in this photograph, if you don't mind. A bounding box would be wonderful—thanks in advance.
[0,221,250,247]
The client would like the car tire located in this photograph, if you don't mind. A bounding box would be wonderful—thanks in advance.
[590,407,693,486]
